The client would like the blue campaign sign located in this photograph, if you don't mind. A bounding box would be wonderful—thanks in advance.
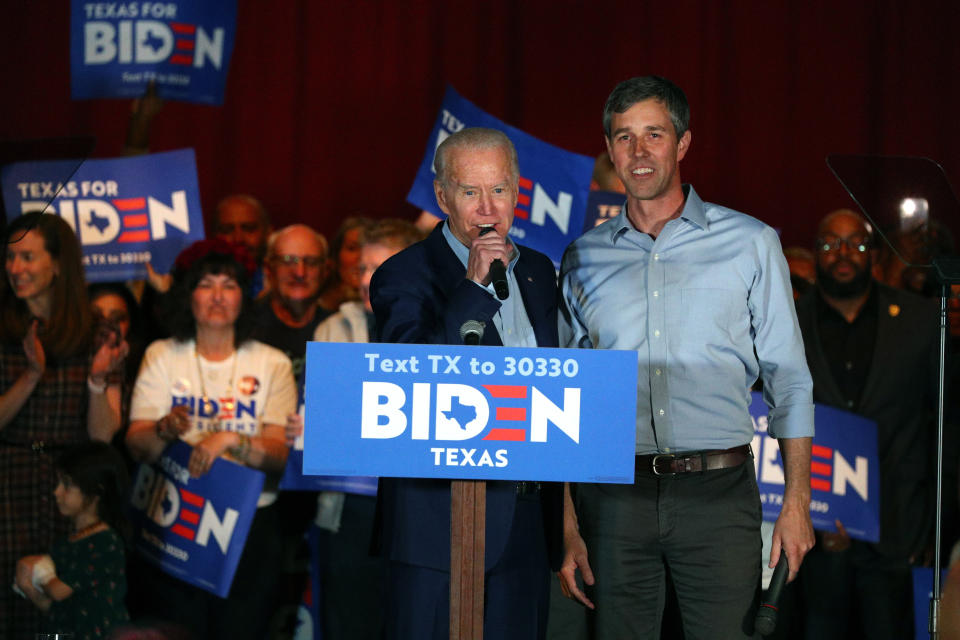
[70,0,237,105]
[583,190,625,231]
[303,342,637,483]
[749,391,880,542]
[406,86,594,268]
[127,440,263,597]
[1,149,205,282]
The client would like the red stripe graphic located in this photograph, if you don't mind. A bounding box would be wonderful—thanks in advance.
[483,385,527,398]
[810,477,831,492]
[518,177,533,190]
[496,407,526,421]
[179,509,200,525]
[170,22,196,34]
[811,444,833,459]
[513,207,529,219]
[112,197,145,211]
[810,461,832,477]
[118,231,150,243]
[517,193,531,206]
[176,39,195,50]
[483,428,526,441]
[169,54,193,65]
[179,487,204,508]
[123,214,148,227]
[171,523,196,540]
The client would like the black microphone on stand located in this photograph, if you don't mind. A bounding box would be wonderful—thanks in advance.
[459,320,485,345]
[478,227,509,300]
[755,552,789,636]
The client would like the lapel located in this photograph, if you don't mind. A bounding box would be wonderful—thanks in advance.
[798,290,845,406]
[514,254,554,348]
[858,284,899,405]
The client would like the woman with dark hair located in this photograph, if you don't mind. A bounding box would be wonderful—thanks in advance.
[317,216,374,314]
[0,212,127,638]
[16,441,131,638]
[125,238,297,639]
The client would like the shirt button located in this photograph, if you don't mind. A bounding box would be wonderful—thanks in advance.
[654,330,661,337]
[659,409,665,416]
[653,291,659,297]
[655,368,662,376]
[846,400,854,408]
[845,361,853,371]
[653,254,660,261]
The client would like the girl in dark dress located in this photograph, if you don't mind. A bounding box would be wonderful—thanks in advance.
[16,441,131,639]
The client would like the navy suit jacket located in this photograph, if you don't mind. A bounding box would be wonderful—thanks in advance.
[369,222,564,572]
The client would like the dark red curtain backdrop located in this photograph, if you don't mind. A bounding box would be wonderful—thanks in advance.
[2,0,958,248]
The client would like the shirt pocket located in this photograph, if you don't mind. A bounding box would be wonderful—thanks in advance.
[677,288,745,347]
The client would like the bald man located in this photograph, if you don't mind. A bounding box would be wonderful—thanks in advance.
[795,208,939,639]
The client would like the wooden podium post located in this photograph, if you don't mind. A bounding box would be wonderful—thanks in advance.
[450,479,485,639]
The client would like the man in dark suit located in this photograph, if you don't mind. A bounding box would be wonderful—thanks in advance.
[369,127,563,640]
[795,208,939,639]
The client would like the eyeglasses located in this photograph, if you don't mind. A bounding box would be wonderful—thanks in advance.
[817,236,871,253]
[272,254,324,268]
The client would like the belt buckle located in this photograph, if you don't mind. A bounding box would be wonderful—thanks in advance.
[651,453,675,476]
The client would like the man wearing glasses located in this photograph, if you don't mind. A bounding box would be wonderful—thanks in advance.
[253,224,332,382]
[794,208,940,638]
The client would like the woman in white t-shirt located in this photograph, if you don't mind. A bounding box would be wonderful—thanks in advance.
[126,238,296,640]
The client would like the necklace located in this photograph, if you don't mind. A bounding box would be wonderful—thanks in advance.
[195,344,238,433]
[70,520,103,541]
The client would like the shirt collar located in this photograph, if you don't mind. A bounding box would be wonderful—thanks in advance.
[610,184,708,242]
[442,219,519,270]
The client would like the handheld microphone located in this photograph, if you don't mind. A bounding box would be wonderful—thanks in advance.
[478,227,509,300]
[755,552,789,636]
[459,320,485,345]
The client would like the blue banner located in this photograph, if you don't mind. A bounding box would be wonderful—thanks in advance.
[303,342,637,483]
[70,0,236,105]
[749,391,880,542]
[583,190,624,231]
[127,440,263,597]
[1,149,205,282]
[406,86,594,268]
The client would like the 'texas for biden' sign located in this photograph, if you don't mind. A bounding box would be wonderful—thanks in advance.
[303,342,637,483]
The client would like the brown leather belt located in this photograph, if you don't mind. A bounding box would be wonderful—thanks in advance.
[635,444,752,477]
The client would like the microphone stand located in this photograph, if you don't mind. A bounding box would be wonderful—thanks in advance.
[930,256,960,639]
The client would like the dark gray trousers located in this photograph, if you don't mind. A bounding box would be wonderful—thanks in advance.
[576,461,762,640]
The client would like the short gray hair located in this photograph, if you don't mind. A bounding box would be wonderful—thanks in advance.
[266,223,328,259]
[433,127,519,186]
[603,76,690,140]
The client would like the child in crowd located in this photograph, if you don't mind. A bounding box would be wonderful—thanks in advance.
[15,441,131,639]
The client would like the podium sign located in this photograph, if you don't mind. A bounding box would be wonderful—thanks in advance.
[303,342,637,483]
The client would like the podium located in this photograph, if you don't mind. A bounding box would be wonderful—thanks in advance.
[302,341,638,639]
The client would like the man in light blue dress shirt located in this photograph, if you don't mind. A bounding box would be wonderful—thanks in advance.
[557,76,816,639]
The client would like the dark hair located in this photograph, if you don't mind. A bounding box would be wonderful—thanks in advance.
[321,216,375,292]
[56,441,130,540]
[603,76,690,140]
[88,281,145,384]
[165,239,256,346]
[0,212,91,357]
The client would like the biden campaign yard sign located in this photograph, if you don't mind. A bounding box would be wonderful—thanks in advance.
[303,342,637,483]
[70,0,237,104]
[407,86,594,268]
[127,440,263,597]
[2,149,205,282]
[750,391,880,542]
